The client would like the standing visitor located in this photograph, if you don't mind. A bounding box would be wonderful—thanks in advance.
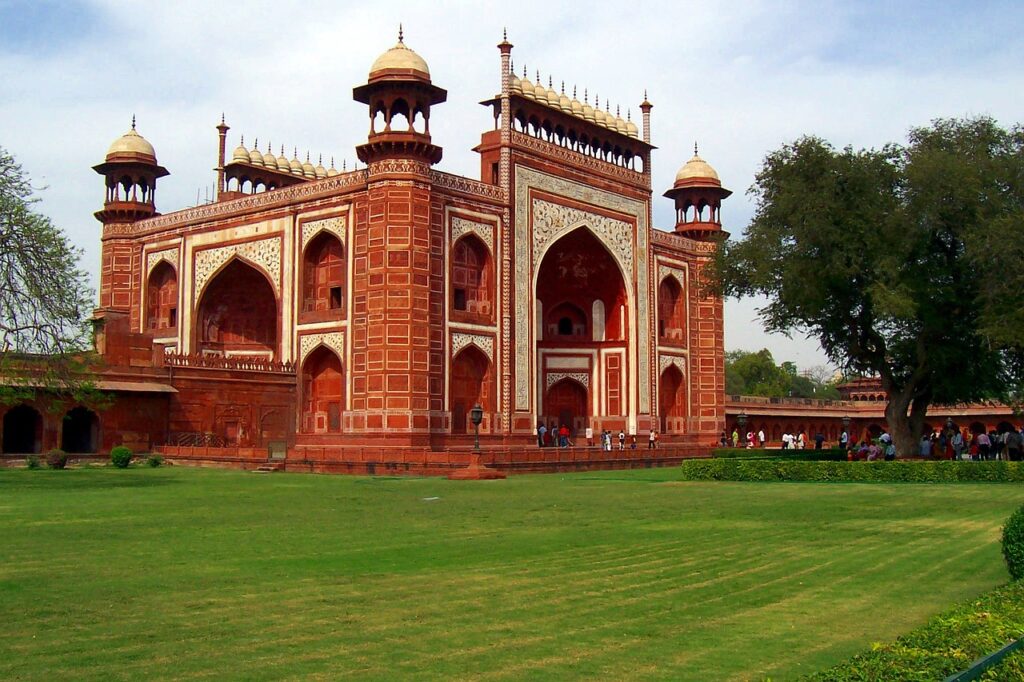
[797,431,806,449]
[814,432,825,450]
[649,429,657,449]
[919,434,932,458]
[1006,427,1023,462]
[537,422,547,448]
[630,434,637,450]
[952,429,964,460]
[758,428,766,448]
[585,425,594,447]
[618,429,626,451]
[731,429,739,448]
[977,431,991,460]
[839,428,849,453]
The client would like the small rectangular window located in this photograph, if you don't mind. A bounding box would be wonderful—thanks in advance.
[168,308,177,328]
[329,287,342,309]
[454,289,467,311]
[491,162,500,184]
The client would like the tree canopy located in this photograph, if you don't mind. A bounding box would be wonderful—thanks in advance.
[0,145,94,402]
[726,348,840,399]
[715,117,1024,455]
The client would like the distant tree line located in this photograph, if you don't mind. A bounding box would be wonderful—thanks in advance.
[725,348,841,400]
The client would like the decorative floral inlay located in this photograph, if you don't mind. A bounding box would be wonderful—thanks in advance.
[451,216,495,253]
[659,354,686,376]
[194,236,281,297]
[451,332,494,363]
[299,331,345,365]
[657,264,687,289]
[545,372,590,390]
[146,247,179,275]
[301,215,346,251]
[531,199,634,276]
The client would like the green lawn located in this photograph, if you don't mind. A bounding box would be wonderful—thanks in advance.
[1,467,1021,681]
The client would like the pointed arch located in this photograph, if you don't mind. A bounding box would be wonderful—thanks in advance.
[195,258,278,358]
[301,345,344,433]
[146,260,178,332]
[543,377,589,435]
[658,275,686,344]
[62,406,99,454]
[3,405,42,454]
[450,345,493,434]
[451,233,493,321]
[659,364,686,434]
[302,231,345,316]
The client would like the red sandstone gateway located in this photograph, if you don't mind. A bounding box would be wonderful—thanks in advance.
[1,30,732,474]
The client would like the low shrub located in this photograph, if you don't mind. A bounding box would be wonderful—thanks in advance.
[804,581,1024,680]
[680,458,1024,484]
[1004,505,1024,581]
[25,454,41,469]
[713,447,847,462]
[109,446,133,469]
[146,454,163,468]
[45,449,69,470]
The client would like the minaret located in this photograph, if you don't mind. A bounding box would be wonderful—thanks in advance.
[348,29,448,444]
[93,118,168,322]
[215,114,230,198]
[663,143,732,241]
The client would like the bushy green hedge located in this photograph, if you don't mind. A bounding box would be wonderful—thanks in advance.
[45,449,69,470]
[803,581,1024,681]
[1004,505,1024,581]
[681,458,1024,483]
[713,447,848,462]
[109,446,133,469]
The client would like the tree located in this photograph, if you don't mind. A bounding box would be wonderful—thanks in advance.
[715,117,1024,456]
[725,349,840,399]
[0,145,94,402]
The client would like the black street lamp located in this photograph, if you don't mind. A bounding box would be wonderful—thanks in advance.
[470,404,483,453]
[737,411,748,446]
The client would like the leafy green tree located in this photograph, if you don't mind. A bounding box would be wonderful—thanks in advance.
[725,349,791,397]
[0,146,94,403]
[715,117,1024,456]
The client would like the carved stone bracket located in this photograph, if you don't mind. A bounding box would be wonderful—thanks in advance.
[451,332,494,363]
[451,216,495,253]
[146,247,179,276]
[301,215,347,251]
[546,371,590,390]
[299,331,345,365]
[194,236,282,297]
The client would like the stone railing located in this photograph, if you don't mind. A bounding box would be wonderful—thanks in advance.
[163,353,295,373]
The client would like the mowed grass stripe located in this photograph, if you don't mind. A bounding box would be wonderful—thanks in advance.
[0,468,1021,680]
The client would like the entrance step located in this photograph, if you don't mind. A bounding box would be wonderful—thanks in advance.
[253,463,281,473]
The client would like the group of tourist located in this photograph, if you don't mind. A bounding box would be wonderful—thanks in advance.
[918,426,1024,461]
[721,428,827,450]
[536,423,660,450]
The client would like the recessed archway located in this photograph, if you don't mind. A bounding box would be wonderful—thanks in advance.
[61,407,99,454]
[543,378,588,437]
[658,276,686,343]
[196,259,278,358]
[451,234,493,320]
[2,405,43,454]
[302,232,345,316]
[659,364,686,434]
[450,346,492,434]
[146,260,178,332]
[301,346,344,433]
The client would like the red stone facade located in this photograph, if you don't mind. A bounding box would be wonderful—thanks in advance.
[1,33,732,472]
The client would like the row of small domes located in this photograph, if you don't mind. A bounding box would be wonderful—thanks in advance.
[231,138,344,179]
[511,70,639,139]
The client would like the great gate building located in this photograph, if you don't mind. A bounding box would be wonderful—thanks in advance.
[1,32,733,471]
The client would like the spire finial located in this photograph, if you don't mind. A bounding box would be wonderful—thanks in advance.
[240,134,245,146]
[627,109,632,121]
[293,146,298,158]
[220,112,225,125]
[398,23,403,43]
[131,114,136,131]
[536,69,540,82]
[267,140,272,152]
[510,58,514,72]
[694,141,699,156]
[318,153,323,164]
[548,75,553,89]
[616,104,620,116]
[306,151,310,162]
[330,156,335,169]
[605,99,610,112]
[280,144,284,155]
[584,88,588,103]
[343,159,347,171]
[254,136,259,149]
[561,80,565,94]
[503,27,507,41]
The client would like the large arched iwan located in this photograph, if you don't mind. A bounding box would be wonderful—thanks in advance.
[301,346,344,433]
[450,345,492,434]
[196,259,278,358]
[146,260,178,332]
[659,364,686,434]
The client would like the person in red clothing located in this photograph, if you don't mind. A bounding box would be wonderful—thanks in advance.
[559,424,570,448]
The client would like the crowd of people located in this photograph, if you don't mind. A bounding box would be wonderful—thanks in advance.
[536,423,659,450]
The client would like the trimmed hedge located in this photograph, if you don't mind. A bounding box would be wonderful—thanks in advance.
[680,458,1024,483]
[713,447,848,462]
[45,449,69,470]
[109,446,133,469]
[1004,505,1024,581]
[803,581,1024,681]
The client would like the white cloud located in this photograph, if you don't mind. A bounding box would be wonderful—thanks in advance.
[2,0,1021,370]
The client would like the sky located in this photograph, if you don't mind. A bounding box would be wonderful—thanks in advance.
[2,0,1022,371]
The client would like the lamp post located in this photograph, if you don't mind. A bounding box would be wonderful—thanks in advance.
[470,404,483,453]
[737,412,748,447]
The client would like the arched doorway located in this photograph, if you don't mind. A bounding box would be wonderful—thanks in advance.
[302,232,345,315]
[196,259,278,358]
[659,365,686,434]
[658,276,686,343]
[62,407,99,454]
[146,261,178,332]
[301,346,343,433]
[451,235,493,321]
[2,405,42,454]
[544,378,588,437]
[450,346,492,434]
